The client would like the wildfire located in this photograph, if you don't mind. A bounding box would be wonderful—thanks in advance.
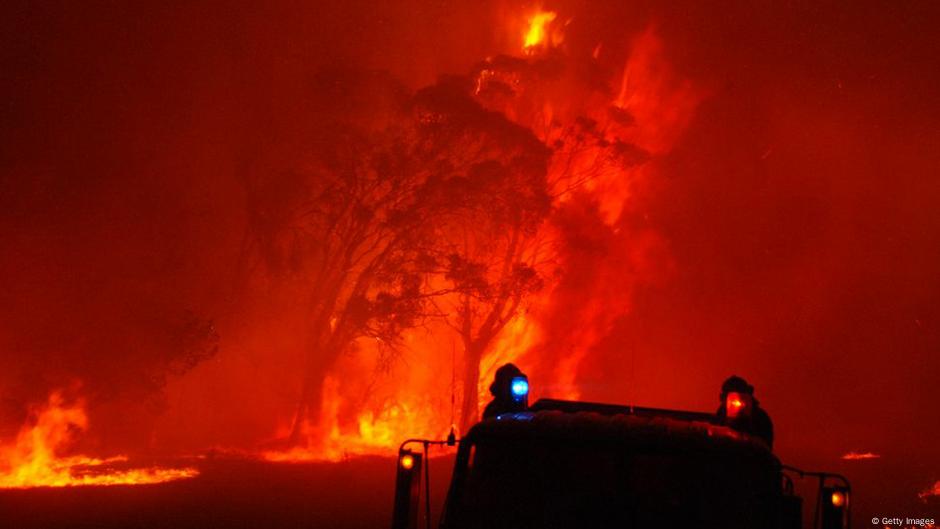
[265,330,458,462]
[262,8,704,461]
[841,451,881,460]
[264,376,429,462]
[921,480,940,501]
[0,391,197,488]
[613,27,707,156]
[523,10,557,53]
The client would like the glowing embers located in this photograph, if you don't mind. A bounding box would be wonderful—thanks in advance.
[841,451,880,460]
[523,10,557,54]
[920,480,940,501]
[0,391,197,489]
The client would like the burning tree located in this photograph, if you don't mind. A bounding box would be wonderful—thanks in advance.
[243,71,549,445]
[435,130,552,431]
[244,14,703,445]
[438,14,692,425]
[434,61,643,428]
[444,218,549,431]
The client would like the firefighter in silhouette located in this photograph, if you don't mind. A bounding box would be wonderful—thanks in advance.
[717,375,774,449]
[482,363,529,419]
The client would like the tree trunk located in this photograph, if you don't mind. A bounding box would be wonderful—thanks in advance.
[287,334,335,446]
[288,369,325,446]
[459,341,484,433]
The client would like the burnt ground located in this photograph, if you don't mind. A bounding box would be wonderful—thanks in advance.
[0,456,454,529]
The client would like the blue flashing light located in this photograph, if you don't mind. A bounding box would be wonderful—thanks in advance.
[496,411,535,421]
[510,376,529,401]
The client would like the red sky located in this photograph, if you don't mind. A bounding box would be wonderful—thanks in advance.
[1,0,938,519]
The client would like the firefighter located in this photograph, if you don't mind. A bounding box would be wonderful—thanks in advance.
[482,363,528,419]
[717,375,774,449]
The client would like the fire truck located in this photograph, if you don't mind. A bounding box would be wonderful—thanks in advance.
[391,372,851,529]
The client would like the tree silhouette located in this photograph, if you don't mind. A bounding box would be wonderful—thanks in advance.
[438,51,654,429]
[243,71,549,444]
[435,155,551,431]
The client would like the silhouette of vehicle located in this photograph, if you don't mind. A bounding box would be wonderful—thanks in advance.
[392,376,850,529]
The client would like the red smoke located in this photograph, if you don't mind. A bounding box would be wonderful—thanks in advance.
[1,0,938,522]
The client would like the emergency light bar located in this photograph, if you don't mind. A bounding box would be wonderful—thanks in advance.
[821,485,850,529]
[726,392,746,419]
[510,376,529,402]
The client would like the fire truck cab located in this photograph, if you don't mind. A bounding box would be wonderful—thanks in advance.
[393,389,849,529]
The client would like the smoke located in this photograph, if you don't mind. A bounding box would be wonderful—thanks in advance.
[1,0,938,515]
[574,1,940,512]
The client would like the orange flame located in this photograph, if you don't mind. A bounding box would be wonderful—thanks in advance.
[614,27,706,155]
[263,15,705,462]
[841,451,880,460]
[920,480,940,501]
[523,10,557,53]
[0,391,197,488]
[266,376,436,462]
[265,328,458,461]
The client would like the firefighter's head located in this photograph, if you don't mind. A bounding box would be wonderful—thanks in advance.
[490,364,529,411]
[721,375,755,418]
[489,363,527,402]
[482,363,529,419]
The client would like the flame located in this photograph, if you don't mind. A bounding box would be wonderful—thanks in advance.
[920,480,940,501]
[0,391,197,488]
[470,21,703,423]
[614,27,706,155]
[264,15,705,461]
[265,317,539,462]
[523,10,557,53]
[841,451,880,460]
[265,326,458,461]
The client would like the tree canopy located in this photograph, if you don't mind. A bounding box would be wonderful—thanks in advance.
[242,69,551,443]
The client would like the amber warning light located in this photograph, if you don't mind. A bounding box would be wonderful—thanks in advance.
[821,485,850,529]
[399,453,415,470]
[830,490,846,507]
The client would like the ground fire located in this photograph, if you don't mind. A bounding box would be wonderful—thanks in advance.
[0,391,197,488]
[0,1,938,528]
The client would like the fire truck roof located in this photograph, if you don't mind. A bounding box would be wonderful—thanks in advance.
[467,399,775,460]
[530,398,719,422]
